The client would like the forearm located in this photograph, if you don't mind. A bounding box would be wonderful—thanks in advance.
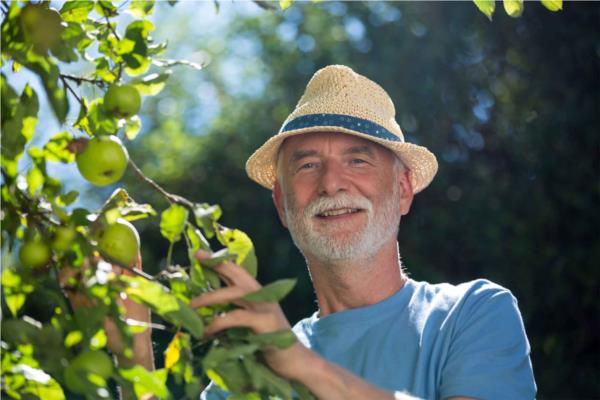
[283,345,420,400]
[115,329,154,370]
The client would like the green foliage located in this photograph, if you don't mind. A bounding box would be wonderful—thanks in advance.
[473,0,563,19]
[243,279,297,303]
[473,0,495,20]
[0,1,305,398]
[125,2,590,397]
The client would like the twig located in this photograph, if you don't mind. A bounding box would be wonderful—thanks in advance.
[128,158,195,212]
[60,75,86,111]
[100,3,121,40]
[117,262,156,281]
[60,73,106,87]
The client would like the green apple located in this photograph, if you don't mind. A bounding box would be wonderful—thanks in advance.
[75,136,129,186]
[19,239,51,268]
[98,219,140,267]
[50,225,77,251]
[64,350,114,395]
[20,4,64,54]
[103,84,141,118]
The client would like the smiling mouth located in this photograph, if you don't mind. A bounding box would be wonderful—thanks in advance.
[315,208,363,218]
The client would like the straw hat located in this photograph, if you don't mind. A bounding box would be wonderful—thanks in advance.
[245,65,438,194]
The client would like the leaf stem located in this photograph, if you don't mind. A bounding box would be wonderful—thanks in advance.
[166,241,174,269]
[100,3,121,41]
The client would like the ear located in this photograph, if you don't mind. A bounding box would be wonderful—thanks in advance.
[272,180,289,228]
[398,169,414,216]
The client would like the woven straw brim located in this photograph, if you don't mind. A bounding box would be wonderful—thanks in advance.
[246,126,438,194]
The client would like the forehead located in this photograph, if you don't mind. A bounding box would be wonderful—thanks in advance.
[279,131,392,160]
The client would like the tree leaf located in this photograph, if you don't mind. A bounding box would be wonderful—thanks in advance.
[503,0,524,17]
[99,188,156,222]
[247,330,297,350]
[152,58,204,70]
[43,131,75,163]
[122,276,179,313]
[193,203,222,238]
[204,344,259,368]
[216,227,257,278]
[88,98,120,135]
[119,366,168,399]
[199,248,237,268]
[160,204,189,243]
[127,1,156,18]
[279,0,293,10]
[125,116,142,140]
[1,82,39,160]
[131,72,171,96]
[21,373,66,400]
[95,0,118,17]
[243,279,297,303]
[60,1,95,23]
[541,0,562,11]
[55,190,79,207]
[473,0,496,20]
[122,276,204,338]
[2,269,33,317]
[26,166,45,197]
[1,73,19,126]
[186,223,211,252]
[242,356,293,399]
[164,332,182,369]
[25,55,69,123]
[122,20,155,76]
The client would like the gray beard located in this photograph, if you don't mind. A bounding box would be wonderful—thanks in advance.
[283,186,401,263]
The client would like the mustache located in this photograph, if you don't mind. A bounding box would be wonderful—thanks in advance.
[304,193,373,217]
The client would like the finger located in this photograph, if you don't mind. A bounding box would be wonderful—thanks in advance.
[190,286,250,308]
[210,262,261,291]
[205,309,255,336]
[194,249,212,261]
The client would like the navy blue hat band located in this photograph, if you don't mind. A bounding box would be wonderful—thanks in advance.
[281,113,401,142]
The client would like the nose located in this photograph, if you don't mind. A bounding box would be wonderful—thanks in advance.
[317,160,349,197]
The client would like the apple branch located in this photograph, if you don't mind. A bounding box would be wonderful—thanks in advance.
[60,75,86,112]
[128,158,195,214]
[60,73,106,88]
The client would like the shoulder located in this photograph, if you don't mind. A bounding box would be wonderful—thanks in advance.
[408,278,515,315]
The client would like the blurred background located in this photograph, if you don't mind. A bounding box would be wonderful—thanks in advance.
[11,1,599,398]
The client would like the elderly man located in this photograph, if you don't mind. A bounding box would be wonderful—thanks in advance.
[196,65,536,399]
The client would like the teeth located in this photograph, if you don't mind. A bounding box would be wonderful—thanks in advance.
[319,208,358,217]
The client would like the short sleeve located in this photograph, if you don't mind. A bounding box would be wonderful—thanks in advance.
[439,282,537,399]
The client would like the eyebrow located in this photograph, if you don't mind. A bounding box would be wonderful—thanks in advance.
[290,149,319,162]
[290,145,376,162]
[343,145,375,157]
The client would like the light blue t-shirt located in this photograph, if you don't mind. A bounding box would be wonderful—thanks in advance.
[202,278,536,399]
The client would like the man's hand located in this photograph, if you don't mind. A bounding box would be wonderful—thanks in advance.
[190,250,305,380]
[191,251,408,400]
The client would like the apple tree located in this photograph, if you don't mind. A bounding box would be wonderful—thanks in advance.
[0,1,310,399]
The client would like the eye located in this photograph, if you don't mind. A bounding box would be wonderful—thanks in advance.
[298,162,318,171]
[350,158,368,165]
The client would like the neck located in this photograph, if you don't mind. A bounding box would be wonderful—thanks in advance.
[305,238,407,317]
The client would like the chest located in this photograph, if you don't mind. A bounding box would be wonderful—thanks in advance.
[305,316,446,395]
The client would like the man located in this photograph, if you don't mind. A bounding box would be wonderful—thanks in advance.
[197,65,536,399]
